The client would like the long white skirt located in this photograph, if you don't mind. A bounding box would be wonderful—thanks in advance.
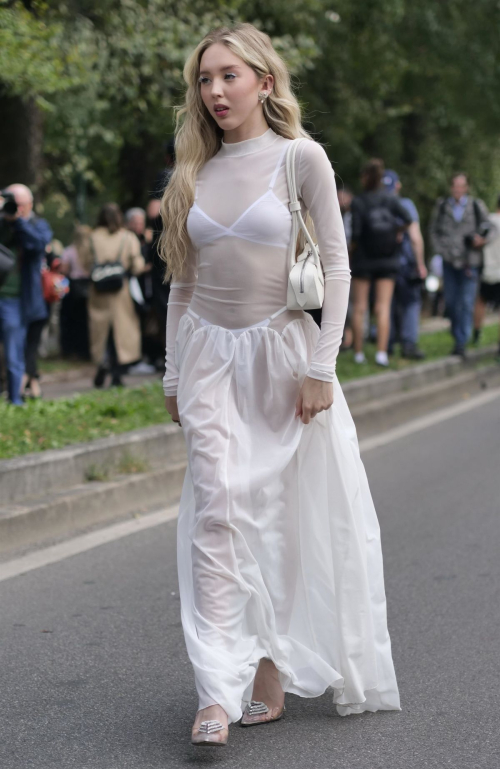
[174,310,400,725]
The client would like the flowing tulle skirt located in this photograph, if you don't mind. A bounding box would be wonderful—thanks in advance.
[174,310,400,724]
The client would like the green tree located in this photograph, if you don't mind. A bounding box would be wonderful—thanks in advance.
[304,0,500,220]
[1,0,499,240]
[0,0,320,231]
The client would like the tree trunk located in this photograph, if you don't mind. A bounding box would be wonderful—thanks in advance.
[118,134,164,211]
[401,112,424,168]
[0,89,44,201]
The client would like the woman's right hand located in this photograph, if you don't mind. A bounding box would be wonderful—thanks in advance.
[165,395,181,425]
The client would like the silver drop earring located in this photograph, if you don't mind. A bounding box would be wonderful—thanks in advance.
[258,91,269,103]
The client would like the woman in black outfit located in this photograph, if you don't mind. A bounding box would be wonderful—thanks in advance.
[350,159,412,367]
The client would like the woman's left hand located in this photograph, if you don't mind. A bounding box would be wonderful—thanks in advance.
[295,377,334,425]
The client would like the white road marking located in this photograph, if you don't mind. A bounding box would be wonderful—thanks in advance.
[359,386,500,453]
[0,505,179,583]
[1,386,499,583]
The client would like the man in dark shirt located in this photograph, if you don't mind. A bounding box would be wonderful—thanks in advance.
[429,173,490,356]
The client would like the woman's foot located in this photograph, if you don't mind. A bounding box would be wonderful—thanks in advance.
[241,658,285,726]
[29,378,42,399]
[93,366,107,388]
[21,373,30,395]
[375,350,389,367]
[191,704,229,747]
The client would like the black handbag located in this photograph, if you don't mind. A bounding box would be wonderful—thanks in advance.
[0,243,16,287]
[69,277,90,301]
[90,234,127,293]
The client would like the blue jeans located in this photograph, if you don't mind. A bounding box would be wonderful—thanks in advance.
[0,297,26,405]
[390,278,422,347]
[442,262,479,349]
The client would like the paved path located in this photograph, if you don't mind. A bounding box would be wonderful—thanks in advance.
[36,314,498,401]
[0,392,499,768]
[39,369,161,400]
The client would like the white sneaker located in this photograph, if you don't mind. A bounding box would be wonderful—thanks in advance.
[128,361,157,375]
[354,352,366,364]
[375,351,389,367]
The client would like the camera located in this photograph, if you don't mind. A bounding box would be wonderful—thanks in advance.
[464,220,491,249]
[0,190,18,216]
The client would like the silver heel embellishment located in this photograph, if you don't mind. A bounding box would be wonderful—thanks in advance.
[198,719,224,734]
[240,699,285,727]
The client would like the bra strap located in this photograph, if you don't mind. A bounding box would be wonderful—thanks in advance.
[268,144,290,190]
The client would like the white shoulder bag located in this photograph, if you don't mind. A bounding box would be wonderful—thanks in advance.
[286,138,325,310]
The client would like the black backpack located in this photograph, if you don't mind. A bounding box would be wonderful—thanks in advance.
[359,195,400,259]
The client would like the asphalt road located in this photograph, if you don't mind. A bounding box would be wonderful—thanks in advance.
[0,393,499,769]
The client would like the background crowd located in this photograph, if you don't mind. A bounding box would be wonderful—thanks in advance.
[1,143,500,406]
[0,154,173,403]
[1,1,499,406]
[338,161,500,367]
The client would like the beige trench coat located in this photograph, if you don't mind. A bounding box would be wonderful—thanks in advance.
[88,227,145,365]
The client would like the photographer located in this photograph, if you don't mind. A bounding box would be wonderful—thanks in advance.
[430,173,491,357]
[0,184,52,404]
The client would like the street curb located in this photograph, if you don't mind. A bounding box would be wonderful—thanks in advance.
[0,345,497,558]
[2,346,496,503]
[1,423,186,506]
[350,363,500,437]
[0,461,186,557]
[342,344,497,405]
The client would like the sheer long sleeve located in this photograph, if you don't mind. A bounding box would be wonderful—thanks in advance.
[162,243,198,396]
[297,141,351,381]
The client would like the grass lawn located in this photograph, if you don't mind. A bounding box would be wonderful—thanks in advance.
[0,383,171,460]
[0,321,498,460]
[336,321,499,381]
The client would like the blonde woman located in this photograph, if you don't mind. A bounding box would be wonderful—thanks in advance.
[161,23,400,748]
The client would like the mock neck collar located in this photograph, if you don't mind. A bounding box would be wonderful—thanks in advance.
[219,127,278,157]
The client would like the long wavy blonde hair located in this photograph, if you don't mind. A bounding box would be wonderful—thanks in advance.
[159,22,313,282]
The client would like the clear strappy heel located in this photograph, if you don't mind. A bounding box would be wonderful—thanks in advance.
[191,718,229,747]
[240,699,286,727]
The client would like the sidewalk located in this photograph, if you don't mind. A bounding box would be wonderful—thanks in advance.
[420,313,498,334]
[37,313,498,401]
[39,367,160,400]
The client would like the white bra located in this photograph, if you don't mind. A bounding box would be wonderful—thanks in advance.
[187,144,292,250]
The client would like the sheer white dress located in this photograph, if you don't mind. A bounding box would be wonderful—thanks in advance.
[163,128,400,724]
